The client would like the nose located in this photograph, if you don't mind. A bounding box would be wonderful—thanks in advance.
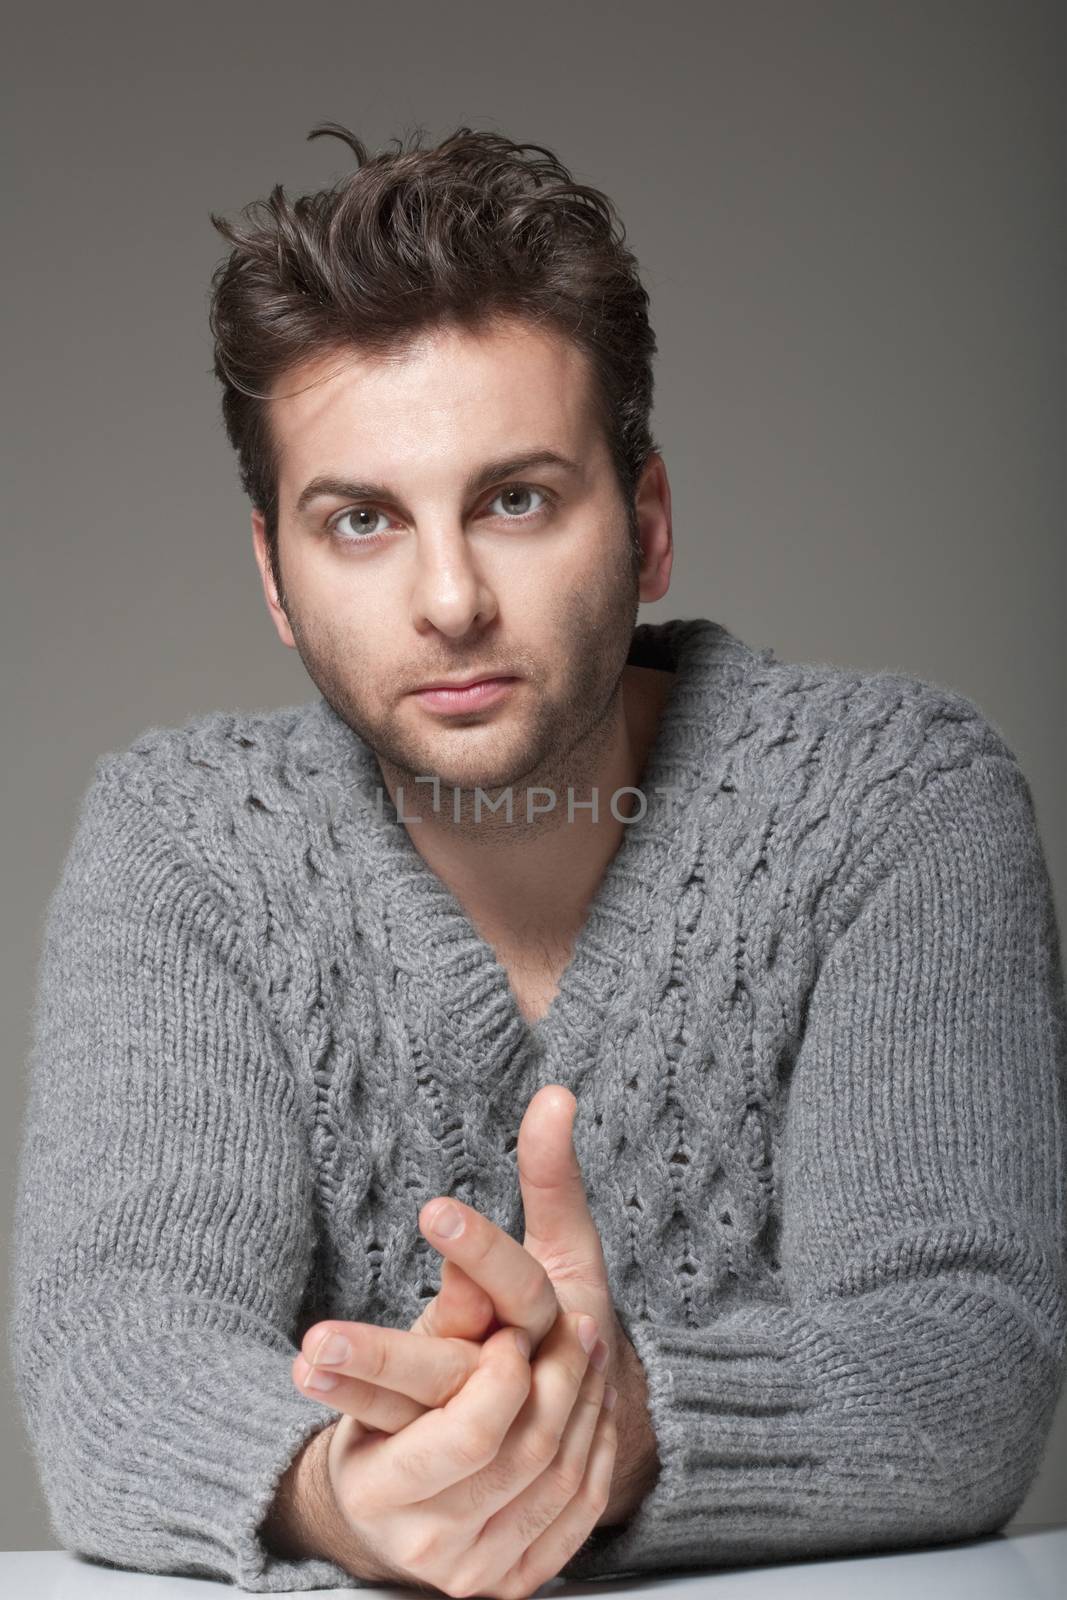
[408,523,499,638]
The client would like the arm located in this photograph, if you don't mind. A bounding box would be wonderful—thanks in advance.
[563,747,1067,1580]
[8,765,366,1591]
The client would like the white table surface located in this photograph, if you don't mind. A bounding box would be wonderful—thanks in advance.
[2,1527,1063,1598]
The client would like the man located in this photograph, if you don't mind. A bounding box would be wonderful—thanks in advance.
[10,123,1067,1599]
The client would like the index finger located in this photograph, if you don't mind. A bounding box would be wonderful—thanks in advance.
[420,1197,558,1351]
[298,1320,482,1409]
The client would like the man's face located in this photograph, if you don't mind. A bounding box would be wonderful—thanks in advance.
[252,316,656,800]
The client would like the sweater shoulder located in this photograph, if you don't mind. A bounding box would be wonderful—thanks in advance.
[747,644,1021,809]
[85,700,326,916]
[749,645,1017,774]
[737,646,1028,930]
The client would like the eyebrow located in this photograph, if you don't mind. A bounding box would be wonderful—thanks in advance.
[292,449,582,519]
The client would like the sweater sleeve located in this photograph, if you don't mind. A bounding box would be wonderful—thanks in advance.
[7,766,364,1592]
[564,749,1067,1581]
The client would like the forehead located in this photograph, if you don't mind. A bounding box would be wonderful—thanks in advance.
[268,318,599,489]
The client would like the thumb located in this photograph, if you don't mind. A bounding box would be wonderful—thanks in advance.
[517,1084,607,1277]
[409,1256,499,1341]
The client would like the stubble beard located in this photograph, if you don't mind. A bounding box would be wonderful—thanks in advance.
[282,547,641,844]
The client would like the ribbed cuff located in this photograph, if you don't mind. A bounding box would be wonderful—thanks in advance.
[562,1305,955,1581]
[26,1308,365,1592]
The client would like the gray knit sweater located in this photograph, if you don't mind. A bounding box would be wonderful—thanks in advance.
[9,616,1067,1592]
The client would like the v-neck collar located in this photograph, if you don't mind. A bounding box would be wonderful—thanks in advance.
[296,617,762,1073]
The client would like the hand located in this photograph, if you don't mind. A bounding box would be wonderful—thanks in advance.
[291,1222,612,1437]
[295,1086,658,1529]
[418,1085,660,1527]
[296,1312,618,1598]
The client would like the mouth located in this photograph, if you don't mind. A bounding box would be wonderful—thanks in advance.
[415,673,510,692]
[412,676,519,714]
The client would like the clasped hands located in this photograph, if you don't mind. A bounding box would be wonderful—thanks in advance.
[289,1085,659,1599]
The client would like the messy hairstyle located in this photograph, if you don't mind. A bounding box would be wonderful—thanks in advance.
[208,122,660,602]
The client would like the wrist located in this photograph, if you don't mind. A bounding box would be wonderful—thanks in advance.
[602,1335,661,1526]
[261,1423,331,1563]
[261,1420,378,1578]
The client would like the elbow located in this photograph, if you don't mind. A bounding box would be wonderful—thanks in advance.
[924,1341,1064,1541]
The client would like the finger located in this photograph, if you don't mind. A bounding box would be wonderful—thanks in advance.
[298,1320,481,1410]
[410,1258,500,1342]
[504,1390,619,1595]
[420,1310,598,1528]
[419,1197,559,1349]
[349,1325,532,1514]
[516,1086,605,1267]
[453,1315,607,1588]
[292,1351,427,1433]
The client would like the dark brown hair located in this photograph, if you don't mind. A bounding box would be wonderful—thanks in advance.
[208,123,660,603]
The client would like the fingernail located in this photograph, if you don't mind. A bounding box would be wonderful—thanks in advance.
[313,1333,351,1366]
[515,1330,531,1359]
[431,1202,464,1239]
[591,1338,609,1373]
[305,1367,339,1391]
[603,1385,618,1412]
[578,1316,599,1354]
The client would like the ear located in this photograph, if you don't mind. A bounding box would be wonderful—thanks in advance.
[251,508,297,649]
[633,451,673,604]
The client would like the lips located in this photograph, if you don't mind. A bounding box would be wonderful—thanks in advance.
[415,674,511,692]
[414,676,518,714]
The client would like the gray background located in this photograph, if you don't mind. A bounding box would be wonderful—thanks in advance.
[3,0,1064,1553]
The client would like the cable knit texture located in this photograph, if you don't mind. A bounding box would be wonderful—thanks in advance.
[9,616,1067,1592]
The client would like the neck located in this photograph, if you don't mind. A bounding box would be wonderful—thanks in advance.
[374,662,673,952]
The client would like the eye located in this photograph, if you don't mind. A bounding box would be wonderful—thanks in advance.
[329,505,391,543]
[487,484,551,520]
[327,482,553,546]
